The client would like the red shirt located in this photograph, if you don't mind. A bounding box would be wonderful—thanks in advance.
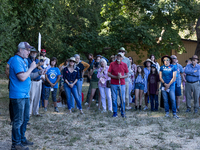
[108,61,129,85]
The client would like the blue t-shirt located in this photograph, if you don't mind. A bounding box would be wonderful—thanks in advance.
[160,64,177,87]
[9,55,31,99]
[27,56,41,80]
[7,57,14,65]
[45,67,61,88]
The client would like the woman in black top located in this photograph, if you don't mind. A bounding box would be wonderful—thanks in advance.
[63,57,83,114]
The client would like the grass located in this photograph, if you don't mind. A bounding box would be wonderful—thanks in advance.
[1,80,200,149]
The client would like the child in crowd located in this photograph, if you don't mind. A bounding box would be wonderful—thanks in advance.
[44,57,61,112]
[148,64,160,111]
[133,66,147,111]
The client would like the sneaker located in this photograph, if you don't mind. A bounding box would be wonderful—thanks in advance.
[11,144,29,150]
[54,107,59,113]
[121,114,126,118]
[112,112,118,117]
[143,106,148,110]
[92,99,95,101]
[22,140,34,146]
[108,110,113,113]
[96,103,98,107]
[185,109,191,113]
[84,102,89,106]
[165,113,170,118]
[44,108,47,112]
[101,109,107,113]
[173,114,179,119]
[80,110,84,114]
[194,109,198,114]
[126,106,132,110]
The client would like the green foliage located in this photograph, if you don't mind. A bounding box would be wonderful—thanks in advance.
[0,0,19,74]
[0,0,200,72]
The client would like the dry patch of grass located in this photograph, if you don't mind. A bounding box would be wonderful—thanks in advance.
[1,79,200,149]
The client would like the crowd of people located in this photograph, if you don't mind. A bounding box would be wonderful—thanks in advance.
[5,41,200,150]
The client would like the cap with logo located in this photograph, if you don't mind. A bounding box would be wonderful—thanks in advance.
[41,49,46,53]
[18,42,33,50]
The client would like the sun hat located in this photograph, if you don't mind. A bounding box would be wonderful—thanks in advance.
[118,47,127,53]
[30,47,38,53]
[189,55,199,61]
[143,59,153,67]
[161,55,172,64]
[69,57,76,62]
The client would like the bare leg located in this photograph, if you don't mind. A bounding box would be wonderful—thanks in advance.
[44,100,48,108]
[135,89,139,107]
[53,102,57,107]
[88,88,97,108]
[139,90,144,106]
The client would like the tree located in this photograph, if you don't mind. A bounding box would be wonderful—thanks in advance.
[100,0,200,59]
[0,0,19,74]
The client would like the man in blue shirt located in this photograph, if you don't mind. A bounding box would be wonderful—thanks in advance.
[185,55,200,113]
[9,42,37,150]
[171,55,186,112]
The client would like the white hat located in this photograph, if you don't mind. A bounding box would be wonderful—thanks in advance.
[69,57,76,62]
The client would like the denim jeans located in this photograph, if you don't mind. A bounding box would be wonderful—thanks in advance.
[150,94,158,111]
[45,88,58,102]
[64,83,82,110]
[11,98,30,146]
[40,83,45,107]
[111,84,125,115]
[76,78,83,106]
[161,85,176,114]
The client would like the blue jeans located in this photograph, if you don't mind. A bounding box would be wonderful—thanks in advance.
[111,84,125,115]
[11,98,30,146]
[40,83,45,107]
[64,83,82,110]
[150,94,158,111]
[161,86,176,114]
[76,78,83,108]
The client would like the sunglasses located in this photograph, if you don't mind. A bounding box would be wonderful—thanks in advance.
[118,51,125,53]
[172,58,177,59]
[70,60,75,62]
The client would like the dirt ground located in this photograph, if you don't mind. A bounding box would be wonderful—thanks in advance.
[1,80,200,150]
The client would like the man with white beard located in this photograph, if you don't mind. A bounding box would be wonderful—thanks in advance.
[27,47,44,117]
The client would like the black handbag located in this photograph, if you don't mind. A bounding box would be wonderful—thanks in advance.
[106,80,111,88]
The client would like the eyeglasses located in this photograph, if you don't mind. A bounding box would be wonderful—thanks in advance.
[119,51,125,53]
[172,58,177,59]
[163,59,170,62]
[69,60,75,62]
